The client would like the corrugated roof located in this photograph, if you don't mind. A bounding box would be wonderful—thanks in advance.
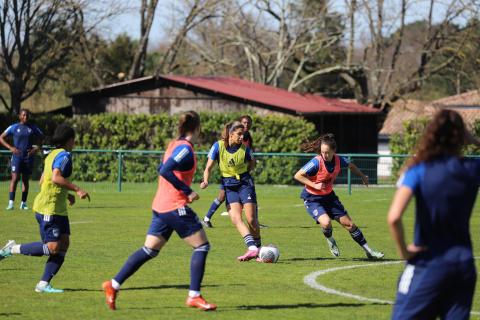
[380,91,480,135]
[71,75,379,115]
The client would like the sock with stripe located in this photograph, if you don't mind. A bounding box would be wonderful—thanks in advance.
[243,234,257,250]
[190,242,210,292]
[349,227,367,246]
[113,246,159,286]
[19,242,50,256]
[321,227,333,239]
[205,198,223,220]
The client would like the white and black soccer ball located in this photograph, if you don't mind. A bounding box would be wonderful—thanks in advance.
[259,244,280,263]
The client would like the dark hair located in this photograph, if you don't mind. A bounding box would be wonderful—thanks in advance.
[238,115,253,124]
[178,111,200,137]
[405,109,465,169]
[301,133,336,153]
[221,121,244,148]
[51,124,75,147]
[19,108,30,115]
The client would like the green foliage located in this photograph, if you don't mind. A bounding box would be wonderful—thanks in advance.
[389,117,480,179]
[0,112,317,184]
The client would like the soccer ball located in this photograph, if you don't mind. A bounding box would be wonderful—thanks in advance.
[259,244,280,263]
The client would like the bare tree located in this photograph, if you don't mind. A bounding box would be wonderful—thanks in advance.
[128,0,158,79]
[0,0,82,114]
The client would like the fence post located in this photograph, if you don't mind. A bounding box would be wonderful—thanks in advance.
[117,151,123,192]
[348,155,352,195]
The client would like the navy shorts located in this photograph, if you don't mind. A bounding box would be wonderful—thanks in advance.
[11,155,34,175]
[303,193,348,222]
[147,207,203,240]
[35,213,70,243]
[392,258,476,320]
[224,179,256,205]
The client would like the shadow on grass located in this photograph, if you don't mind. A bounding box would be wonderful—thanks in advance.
[235,302,382,310]
[0,313,22,317]
[282,257,339,262]
[282,257,400,263]
[64,283,226,292]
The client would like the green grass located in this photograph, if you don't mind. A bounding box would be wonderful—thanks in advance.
[0,183,479,319]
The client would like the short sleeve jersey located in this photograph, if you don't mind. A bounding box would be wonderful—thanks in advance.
[4,123,43,157]
[52,151,73,178]
[397,156,480,261]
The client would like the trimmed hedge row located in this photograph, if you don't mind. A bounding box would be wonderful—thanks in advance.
[0,112,318,184]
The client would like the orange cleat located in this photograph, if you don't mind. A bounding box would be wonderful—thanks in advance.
[186,295,217,311]
[102,280,118,310]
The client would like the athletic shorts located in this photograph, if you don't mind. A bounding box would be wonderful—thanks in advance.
[224,180,256,205]
[392,258,476,320]
[147,207,202,240]
[35,213,70,243]
[303,193,348,222]
[11,155,34,175]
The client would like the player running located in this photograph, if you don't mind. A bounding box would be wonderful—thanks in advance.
[201,115,269,228]
[102,111,216,311]
[0,109,44,210]
[0,124,90,293]
[201,121,261,261]
[388,109,480,320]
[294,133,384,259]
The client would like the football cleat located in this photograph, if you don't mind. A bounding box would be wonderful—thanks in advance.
[366,250,385,260]
[0,240,16,260]
[186,295,217,311]
[201,219,213,228]
[35,284,64,293]
[327,238,340,257]
[237,248,259,261]
[19,203,29,210]
[102,280,118,310]
[5,203,13,210]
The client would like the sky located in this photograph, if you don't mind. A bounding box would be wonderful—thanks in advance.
[100,0,474,48]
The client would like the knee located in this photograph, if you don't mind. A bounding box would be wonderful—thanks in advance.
[343,222,356,231]
[143,246,160,258]
[218,193,225,202]
[47,243,61,255]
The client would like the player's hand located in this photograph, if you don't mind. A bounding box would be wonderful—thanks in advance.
[76,189,90,202]
[361,175,369,187]
[404,243,426,260]
[312,182,324,190]
[187,191,200,203]
[200,181,208,189]
[11,147,21,155]
[67,194,76,206]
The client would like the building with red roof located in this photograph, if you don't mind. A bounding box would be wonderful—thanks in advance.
[70,75,380,153]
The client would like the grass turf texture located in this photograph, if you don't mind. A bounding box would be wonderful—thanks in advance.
[0,183,479,319]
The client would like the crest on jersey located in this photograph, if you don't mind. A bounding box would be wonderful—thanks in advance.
[52,228,60,238]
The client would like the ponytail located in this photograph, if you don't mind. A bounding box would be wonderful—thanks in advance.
[178,111,200,137]
[221,121,244,148]
[301,133,337,153]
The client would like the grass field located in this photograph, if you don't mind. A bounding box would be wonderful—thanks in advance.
[0,183,479,320]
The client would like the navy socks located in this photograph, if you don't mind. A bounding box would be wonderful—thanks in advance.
[190,242,210,291]
[114,247,159,285]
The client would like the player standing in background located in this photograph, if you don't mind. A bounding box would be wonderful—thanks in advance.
[201,121,261,261]
[0,124,90,293]
[0,109,44,210]
[102,111,216,311]
[202,115,268,228]
[388,109,480,320]
[294,133,384,259]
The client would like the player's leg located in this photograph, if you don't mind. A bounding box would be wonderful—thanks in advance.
[337,214,384,259]
[240,182,261,248]
[6,169,20,210]
[35,234,69,293]
[19,158,33,209]
[228,202,258,261]
[181,210,216,311]
[317,214,339,257]
[103,211,170,310]
[202,187,225,227]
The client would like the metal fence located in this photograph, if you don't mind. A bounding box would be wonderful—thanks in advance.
[0,149,413,195]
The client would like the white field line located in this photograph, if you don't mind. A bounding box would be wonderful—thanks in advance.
[303,258,480,316]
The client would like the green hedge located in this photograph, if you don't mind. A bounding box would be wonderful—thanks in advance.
[389,118,480,179]
[0,112,318,184]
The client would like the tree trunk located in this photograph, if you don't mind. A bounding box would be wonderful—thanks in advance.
[10,80,23,115]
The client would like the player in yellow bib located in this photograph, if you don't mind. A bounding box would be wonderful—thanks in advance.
[0,124,90,293]
[201,121,261,261]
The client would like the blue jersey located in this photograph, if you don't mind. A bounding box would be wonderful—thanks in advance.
[52,151,73,178]
[300,156,349,200]
[398,156,480,262]
[4,123,43,157]
[157,141,195,195]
